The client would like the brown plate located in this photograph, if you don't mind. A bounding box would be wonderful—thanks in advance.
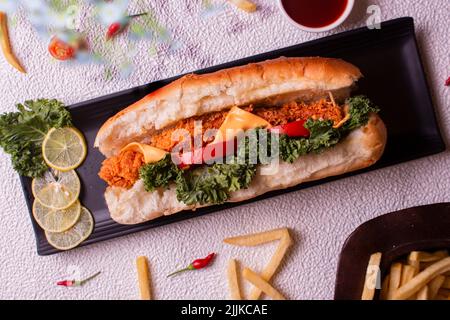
[334,203,450,300]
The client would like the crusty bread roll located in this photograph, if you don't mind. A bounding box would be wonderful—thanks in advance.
[95,57,387,225]
[95,57,362,157]
[105,114,386,224]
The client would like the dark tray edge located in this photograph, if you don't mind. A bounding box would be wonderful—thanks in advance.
[18,17,446,256]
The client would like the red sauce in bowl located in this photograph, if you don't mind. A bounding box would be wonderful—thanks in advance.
[281,0,349,28]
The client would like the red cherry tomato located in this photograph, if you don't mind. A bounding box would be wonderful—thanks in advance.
[48,37,76,61]
[176,140,237,168]
[271,120,310,137]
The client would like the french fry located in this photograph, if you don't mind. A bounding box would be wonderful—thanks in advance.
[410,250,448,266]
[392,257,450,300]
[408,252,420,272]
[380,275,390,300]
[228,0,257,13]
[401,265,418,299]
[401,265,416,286]
[227,259,242,300]
[417,251,447,267]
[428,275,445,299]
[438,288,450,296]
[0,12,25,73]
[441,277,450,289]
[421,261,450,271]
[416,285,429,300]
[248,231,293,300]
[136,256,152,300]
[387,263,403,299]
[361,252,382,300]
[242,267,286,300]
[421,250,448,262]
[224,228,289,247]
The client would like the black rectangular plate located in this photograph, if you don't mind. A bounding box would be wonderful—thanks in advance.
[334,203,450,300]
[20,17,445,255]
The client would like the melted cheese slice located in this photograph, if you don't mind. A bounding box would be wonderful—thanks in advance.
[121,142,167,164]
[212,106,271,143]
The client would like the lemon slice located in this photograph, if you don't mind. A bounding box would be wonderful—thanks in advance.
[42,127,87,171]
[45,206,94,250]
[32,170,80,210]
[33,199,81,232]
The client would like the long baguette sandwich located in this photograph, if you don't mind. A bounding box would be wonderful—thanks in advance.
[95,57,387,225]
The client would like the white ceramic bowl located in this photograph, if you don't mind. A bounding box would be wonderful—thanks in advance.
[277,0,355,33]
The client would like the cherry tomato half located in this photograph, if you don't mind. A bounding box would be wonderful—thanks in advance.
[48,37,76,61]
[271,120,310,137]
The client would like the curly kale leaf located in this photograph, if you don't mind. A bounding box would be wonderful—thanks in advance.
[0,99,73,178]
[139,154,182,192]
[279,96,379,163]
[175,134,259,206]
[175,159,256,206]
[279,119,341,163]
[342,95,380,131]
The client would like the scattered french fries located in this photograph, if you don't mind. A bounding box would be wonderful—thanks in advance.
[224,227,293,300]
[228,0,257,13]
[227,259,242,300]
[243,267,286,300]
[136,256,152,300]
[249,230,292,300]
[361,252,382,300]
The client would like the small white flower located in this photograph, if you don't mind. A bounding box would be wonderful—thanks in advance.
[0,0,18,14]
[21,0,51,27]
[48,10,67,29]
[20,0,47,11]
[96,0,129,26]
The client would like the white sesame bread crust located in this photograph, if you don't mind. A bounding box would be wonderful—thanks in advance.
[105,114,386,225]
[95,57,362,157]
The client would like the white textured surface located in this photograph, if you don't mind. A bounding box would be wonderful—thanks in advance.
[0,0,449,300]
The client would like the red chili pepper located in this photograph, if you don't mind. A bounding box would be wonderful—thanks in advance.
[271,119,310,137]
[167,253,216,277]
[106,22,123,40]
[106,12,148,40]
[446,77,450,87]
[57,280,74,287]
[56,271,101,287]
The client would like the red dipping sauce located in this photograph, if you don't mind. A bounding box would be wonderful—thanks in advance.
[281,0,349,28]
